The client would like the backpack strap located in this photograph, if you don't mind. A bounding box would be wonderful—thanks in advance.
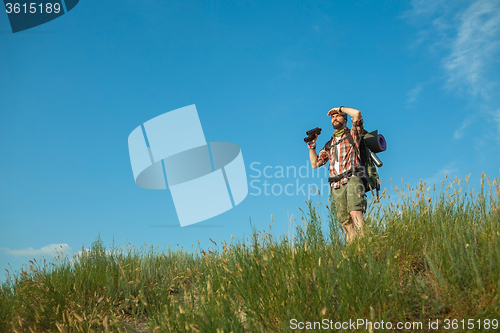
[345,130,361,162]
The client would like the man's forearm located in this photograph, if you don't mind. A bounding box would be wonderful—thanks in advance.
[341,107,361,121]
[309,147,318,169]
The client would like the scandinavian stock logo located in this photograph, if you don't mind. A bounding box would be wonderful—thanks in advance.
[3,0,79,33]
[128,105,248,227]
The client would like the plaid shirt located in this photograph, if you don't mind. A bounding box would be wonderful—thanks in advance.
[316,118,364,189]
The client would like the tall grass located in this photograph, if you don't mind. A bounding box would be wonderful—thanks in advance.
[1,173,499,332]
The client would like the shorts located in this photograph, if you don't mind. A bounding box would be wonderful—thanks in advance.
[331,176,367,224]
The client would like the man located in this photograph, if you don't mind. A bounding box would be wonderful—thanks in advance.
[307,106,367,243]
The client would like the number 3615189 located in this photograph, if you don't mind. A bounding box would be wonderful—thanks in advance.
[5,3,62,14]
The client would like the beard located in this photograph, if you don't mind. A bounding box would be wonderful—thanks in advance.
[332,120,345,130]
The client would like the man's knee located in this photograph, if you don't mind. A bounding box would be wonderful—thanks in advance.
[349,210,363,218]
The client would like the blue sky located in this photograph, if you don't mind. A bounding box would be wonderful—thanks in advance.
[1,0,499,281]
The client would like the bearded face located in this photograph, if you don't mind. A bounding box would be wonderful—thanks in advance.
[331,113,346,129]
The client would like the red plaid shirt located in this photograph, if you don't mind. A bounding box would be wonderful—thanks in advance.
[316,118,364,189]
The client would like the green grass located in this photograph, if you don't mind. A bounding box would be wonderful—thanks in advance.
[1,173,499,332]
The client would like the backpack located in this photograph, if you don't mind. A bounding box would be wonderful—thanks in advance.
[326,130,382,197]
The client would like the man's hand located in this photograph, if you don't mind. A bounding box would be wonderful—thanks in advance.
[308,134,319,168]
[327,107,343,117]
[309,134,319,145]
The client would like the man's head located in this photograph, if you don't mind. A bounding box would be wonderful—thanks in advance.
[330,110,347,130]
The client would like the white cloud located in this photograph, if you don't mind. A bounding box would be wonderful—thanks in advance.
[403,0,447,18]
[492,108,500,143]
[453,116,475,139]
[2,244,72,257]
[427,162,459,186]
[444,0,500,97]
[406,84,422,104]
[277,58,305,79]
[404,0,500,98]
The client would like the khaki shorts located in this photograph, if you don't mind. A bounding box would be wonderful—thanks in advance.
[331,176,367,224]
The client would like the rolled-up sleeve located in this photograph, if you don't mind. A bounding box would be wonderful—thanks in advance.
[316,141,331,167]
[350,117,364,149]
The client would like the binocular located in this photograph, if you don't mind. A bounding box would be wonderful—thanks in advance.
[303,127,322,143]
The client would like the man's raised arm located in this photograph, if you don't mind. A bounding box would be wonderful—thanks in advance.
[327,106,361,121]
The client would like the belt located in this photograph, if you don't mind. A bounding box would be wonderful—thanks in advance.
[328,167,365,184]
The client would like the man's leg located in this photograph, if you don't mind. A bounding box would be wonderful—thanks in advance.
[346,177,367,241]
[343,218,356,243]
[332,186,353,242]
[350,210,364,235]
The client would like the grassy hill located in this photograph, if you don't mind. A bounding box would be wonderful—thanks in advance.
[1,174,499,332]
